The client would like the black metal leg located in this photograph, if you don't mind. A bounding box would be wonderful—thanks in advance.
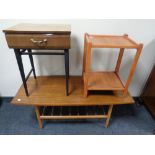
[27,49,36,79]
[14,49,29,96]
[64,49,69,96]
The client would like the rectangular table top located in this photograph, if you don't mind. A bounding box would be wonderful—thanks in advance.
[11,76,134,106]
[86,34,139,48]
[3,23,71,34]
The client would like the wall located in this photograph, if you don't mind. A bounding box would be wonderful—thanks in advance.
[0,19,155,96]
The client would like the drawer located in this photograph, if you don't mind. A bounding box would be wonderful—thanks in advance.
[5,34,70,49]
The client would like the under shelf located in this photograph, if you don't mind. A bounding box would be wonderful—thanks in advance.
[86,72,125,91]
[39,105,108,119]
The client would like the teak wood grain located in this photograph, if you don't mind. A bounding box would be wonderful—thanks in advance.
[5,34,70,49]
[11,76,134,106]
[86,72,125,90]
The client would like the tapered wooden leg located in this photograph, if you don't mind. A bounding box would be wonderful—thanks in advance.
[105,105,113,128]
[82,33,88,74]
[35,106,43,128]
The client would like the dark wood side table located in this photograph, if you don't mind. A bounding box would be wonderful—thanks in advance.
[141,64,155,118]
[3,23,71,96]
[140,64,155,134]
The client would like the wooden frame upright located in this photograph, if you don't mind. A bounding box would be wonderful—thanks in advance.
[83,33,143,97]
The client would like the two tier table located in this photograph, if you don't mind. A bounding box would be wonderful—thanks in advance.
[11,76,134,128]
[83,33,143,97]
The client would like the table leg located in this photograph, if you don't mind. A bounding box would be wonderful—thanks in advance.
[105,105,113,128]
[64,49,69,96]
[14,49,29,96]
[27,49,36,79]
[34,106,43,129]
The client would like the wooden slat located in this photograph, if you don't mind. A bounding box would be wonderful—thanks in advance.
[115,48,124,73]
[123,44,143,96]
[40,115,108,119]
[42,106,46,116]
[51,107,54,116]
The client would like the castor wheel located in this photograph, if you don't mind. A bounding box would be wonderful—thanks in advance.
[153,129,155,135]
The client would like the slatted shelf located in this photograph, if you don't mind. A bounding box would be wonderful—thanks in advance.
[39,105,108,118]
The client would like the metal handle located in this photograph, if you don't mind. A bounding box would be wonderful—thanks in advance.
[30,38,47,46]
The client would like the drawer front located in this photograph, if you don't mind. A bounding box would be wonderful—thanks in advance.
[5,34,70,49]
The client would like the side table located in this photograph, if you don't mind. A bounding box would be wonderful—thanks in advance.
[83,33,143,97]
[3,23,71,96]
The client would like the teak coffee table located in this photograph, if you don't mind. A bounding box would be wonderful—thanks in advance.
[3,23,71,96]
[11,76,134,128]
[83,33,143,97]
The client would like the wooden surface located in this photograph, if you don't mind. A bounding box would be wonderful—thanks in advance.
[85,72,124,90]
[3,23,71,34]
[105,105,113,127]
[5,34,70,49]
[11,76,134,106]
[87,34,139,48]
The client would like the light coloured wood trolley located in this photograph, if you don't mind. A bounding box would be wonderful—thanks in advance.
[83,33,143,97]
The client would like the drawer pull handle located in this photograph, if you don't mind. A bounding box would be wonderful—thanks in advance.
[30,38,47,46]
